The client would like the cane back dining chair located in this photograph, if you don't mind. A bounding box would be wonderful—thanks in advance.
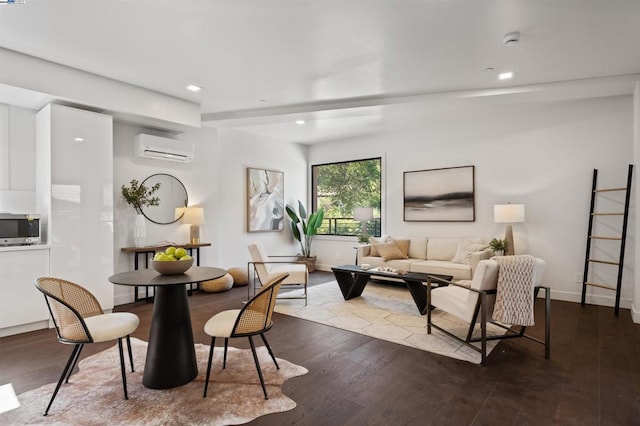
[203,272,289,400]
[34,277,140,416]
[247,241,308,305]
[426,257,549,365]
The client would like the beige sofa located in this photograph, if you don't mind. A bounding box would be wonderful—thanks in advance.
[356,236,493,280]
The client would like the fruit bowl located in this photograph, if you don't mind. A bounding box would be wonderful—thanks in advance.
[151,258,194,275]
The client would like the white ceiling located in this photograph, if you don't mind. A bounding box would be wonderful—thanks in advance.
[1,0,639,143]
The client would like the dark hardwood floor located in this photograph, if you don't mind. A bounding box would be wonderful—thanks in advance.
[1,271,639,425]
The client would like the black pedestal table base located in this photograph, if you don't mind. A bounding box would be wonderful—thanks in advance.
[144,285,197,389]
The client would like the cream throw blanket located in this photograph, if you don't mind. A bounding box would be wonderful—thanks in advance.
[492,255,536,326]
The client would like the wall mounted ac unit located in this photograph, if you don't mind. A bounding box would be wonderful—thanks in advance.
[134,134,194,163]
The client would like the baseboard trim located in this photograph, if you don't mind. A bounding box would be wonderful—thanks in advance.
[0,320,49,338]
[631,302,640,324]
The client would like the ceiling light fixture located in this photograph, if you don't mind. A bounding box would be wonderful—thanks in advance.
[186,84,202,92]
[74,137,84,142]
[503,31,521,46]
[296,120,306,125]
[498,71,515,80]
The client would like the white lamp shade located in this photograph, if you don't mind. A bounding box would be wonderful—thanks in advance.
[182,206,205,225]
[353,207,374,221]
[494,204,525,223]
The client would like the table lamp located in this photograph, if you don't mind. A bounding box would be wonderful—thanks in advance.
[494,203,525,255]
[353,207,374,241]
[182,207,204,244]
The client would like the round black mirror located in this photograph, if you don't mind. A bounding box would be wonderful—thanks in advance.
[140,174,188,225]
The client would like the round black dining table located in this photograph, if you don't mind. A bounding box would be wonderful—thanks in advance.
[108,266,226,389]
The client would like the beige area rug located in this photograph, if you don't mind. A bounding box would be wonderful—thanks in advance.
[276,281,504,364]
[1,338,307,425]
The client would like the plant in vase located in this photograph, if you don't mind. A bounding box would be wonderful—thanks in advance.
[489,238,508,256]
[285,200,324,272]
[121,179,161,247]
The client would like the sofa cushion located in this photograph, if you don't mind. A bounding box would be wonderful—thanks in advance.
[426,238,460,261]
[390,238,410,257]
[376,241,409,261]
[369,236,389,257]
[361,256,414,271]
[407,236,428,260]
[411,260,473,280]
[451,240,489,265]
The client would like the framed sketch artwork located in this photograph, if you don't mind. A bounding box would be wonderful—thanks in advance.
[403,165,475,222]
[246,167,285,232]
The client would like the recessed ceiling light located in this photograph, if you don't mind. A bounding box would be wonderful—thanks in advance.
[74,137,84,142]
[186,84,202,92]
[498,71,515,80]
[503,31,521,46]
[296,120,306,125]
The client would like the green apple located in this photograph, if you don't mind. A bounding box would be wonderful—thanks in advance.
[165,246,177,256]
[153,252,164,261]
[175,248,187,259]
[180,254,192,261]
[156,253,171,261]
[167,254,177,261]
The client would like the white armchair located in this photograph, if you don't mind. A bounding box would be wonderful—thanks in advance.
[247,241,309,305]
[427,257,550,364]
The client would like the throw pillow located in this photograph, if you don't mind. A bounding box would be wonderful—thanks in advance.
[369,236,389,257]
[376,241,409,261]
[451,240,489,265]
[390,238,410,257]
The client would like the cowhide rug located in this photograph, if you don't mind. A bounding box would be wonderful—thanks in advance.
[0,337,307,425]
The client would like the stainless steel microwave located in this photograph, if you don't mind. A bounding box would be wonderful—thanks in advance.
[0,213,41,245]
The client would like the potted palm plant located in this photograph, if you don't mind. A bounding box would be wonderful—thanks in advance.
[285,200,324,272]
[121,179,161,247]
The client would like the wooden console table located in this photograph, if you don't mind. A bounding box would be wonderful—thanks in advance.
[121,242,211,302]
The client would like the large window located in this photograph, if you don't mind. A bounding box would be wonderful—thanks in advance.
[312,157,381,237]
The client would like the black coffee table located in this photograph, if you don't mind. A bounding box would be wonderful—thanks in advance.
[331,265,453,315]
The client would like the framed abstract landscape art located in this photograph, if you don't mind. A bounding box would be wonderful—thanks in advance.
[403,165,475,222]
[246,167,285,232]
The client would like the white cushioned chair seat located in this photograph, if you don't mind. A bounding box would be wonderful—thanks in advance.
[84,312,140,343]
[431,285,482,323]
[204,309,241,338]
[269,264,307,284]
[412,260,473,280]
[430,259,500,323]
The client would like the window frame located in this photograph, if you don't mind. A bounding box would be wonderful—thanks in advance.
[311,156,382,238]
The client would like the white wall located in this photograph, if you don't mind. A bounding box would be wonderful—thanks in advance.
[309,95,635,310]
[633,82,640,323]
[214,128,308,269]
[112,123,219,305]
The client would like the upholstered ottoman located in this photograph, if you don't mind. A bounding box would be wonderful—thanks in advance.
[201,273,233,293]
[227,267,248,287]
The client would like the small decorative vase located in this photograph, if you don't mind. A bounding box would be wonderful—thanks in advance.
[493,250,504,257]
[134,213,146,248]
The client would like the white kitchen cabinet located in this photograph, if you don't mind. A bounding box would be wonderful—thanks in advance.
[36,104,114,310]
[0,246,50,333]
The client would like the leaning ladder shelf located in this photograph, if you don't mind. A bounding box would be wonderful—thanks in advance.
[581,164,633,316]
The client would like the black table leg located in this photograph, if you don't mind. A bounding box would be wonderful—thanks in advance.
[143,285,197,389]
[333,270,370,299]
[403,278,429,315]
